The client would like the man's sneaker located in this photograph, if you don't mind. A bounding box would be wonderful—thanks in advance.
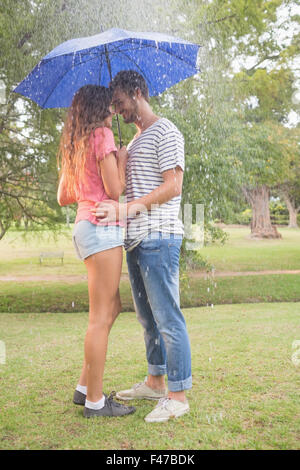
[73,389,86,406]
[144,397,189,423]
[116,378,167,401]
[83,392,136,418]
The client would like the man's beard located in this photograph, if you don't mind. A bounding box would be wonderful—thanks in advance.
[123,102,138,124]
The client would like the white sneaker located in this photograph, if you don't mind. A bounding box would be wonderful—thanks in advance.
[144,397,190,423]
[116,378,167,401]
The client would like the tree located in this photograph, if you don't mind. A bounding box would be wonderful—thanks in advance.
[156,0,299,240]
[0,1,67,238]
[229,63,297,237]
[232,65,298,236]
[281,184,300,227]
[171,0,300,238]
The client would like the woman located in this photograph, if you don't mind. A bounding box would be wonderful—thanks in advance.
[57,85,135,418]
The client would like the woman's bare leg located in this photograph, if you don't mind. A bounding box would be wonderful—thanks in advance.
[77,288,122,388]
[78,246,122,402]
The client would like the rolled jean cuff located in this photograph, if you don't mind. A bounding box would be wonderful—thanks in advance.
[148,363,167,376]
[167,376,193,392]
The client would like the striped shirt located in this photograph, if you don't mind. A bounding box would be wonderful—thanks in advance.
[124,117,185,251]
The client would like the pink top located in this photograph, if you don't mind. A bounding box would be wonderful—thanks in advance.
[74,127,122,226]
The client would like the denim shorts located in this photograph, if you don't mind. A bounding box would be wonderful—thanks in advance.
[72,220,124,260]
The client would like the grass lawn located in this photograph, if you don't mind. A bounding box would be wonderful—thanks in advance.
[1,225,300,277]
[1,274,300,313]
[201,226,300,272]
[0,303,299,450]
[0,228,89,277]
[1,225,300,312]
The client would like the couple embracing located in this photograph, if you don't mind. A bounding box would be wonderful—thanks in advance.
[57,70,192,423]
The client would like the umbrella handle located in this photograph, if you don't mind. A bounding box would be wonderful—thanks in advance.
[103,41,123,148]
[115,114,123,148]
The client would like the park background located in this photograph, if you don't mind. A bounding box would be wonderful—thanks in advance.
[0,0,299,450]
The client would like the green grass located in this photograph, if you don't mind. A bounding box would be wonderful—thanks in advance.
[201,226,300,272]
[1,226,300,277]
[1,274,300,313]
[0,303,299,450]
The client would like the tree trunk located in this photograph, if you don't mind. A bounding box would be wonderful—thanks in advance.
[243,185,282,239]
[0,220,10,241]
[281,191,299,229]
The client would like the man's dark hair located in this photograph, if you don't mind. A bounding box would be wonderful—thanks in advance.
[110,70,149,102]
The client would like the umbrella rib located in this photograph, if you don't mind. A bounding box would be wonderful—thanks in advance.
[98,53,104,85]
[42,67,75,107]
[42,54,103,106]
[108,49,157,90]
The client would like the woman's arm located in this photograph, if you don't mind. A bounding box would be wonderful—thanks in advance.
[99,146,127,201]
[57,173,77,206]
[116,146,127,193]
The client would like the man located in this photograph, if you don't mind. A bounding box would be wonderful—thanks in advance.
[93,70,192,423]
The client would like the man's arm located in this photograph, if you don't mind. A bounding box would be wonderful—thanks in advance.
[92,166,183,222]
[128,166,183,212]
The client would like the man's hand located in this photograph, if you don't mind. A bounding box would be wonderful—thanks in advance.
[91,200,127,223]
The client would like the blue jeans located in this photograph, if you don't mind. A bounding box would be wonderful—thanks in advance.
[126,232,192,392]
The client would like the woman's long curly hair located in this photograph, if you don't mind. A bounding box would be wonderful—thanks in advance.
[57,85,112,196]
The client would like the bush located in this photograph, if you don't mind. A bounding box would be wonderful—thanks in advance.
[270,200,289,225]
[233,208,252,225]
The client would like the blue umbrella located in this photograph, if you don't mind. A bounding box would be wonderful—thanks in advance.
[14,27,200,143]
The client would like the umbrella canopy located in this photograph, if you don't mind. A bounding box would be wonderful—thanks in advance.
[14,28,201,109]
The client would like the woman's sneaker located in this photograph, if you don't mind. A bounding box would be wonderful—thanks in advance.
[144,397,189,423]
[116,378,167,401]
[83,392,136,418]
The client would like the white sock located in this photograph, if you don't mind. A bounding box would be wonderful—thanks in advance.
[76,384,87,395]
[85,395,105,410]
